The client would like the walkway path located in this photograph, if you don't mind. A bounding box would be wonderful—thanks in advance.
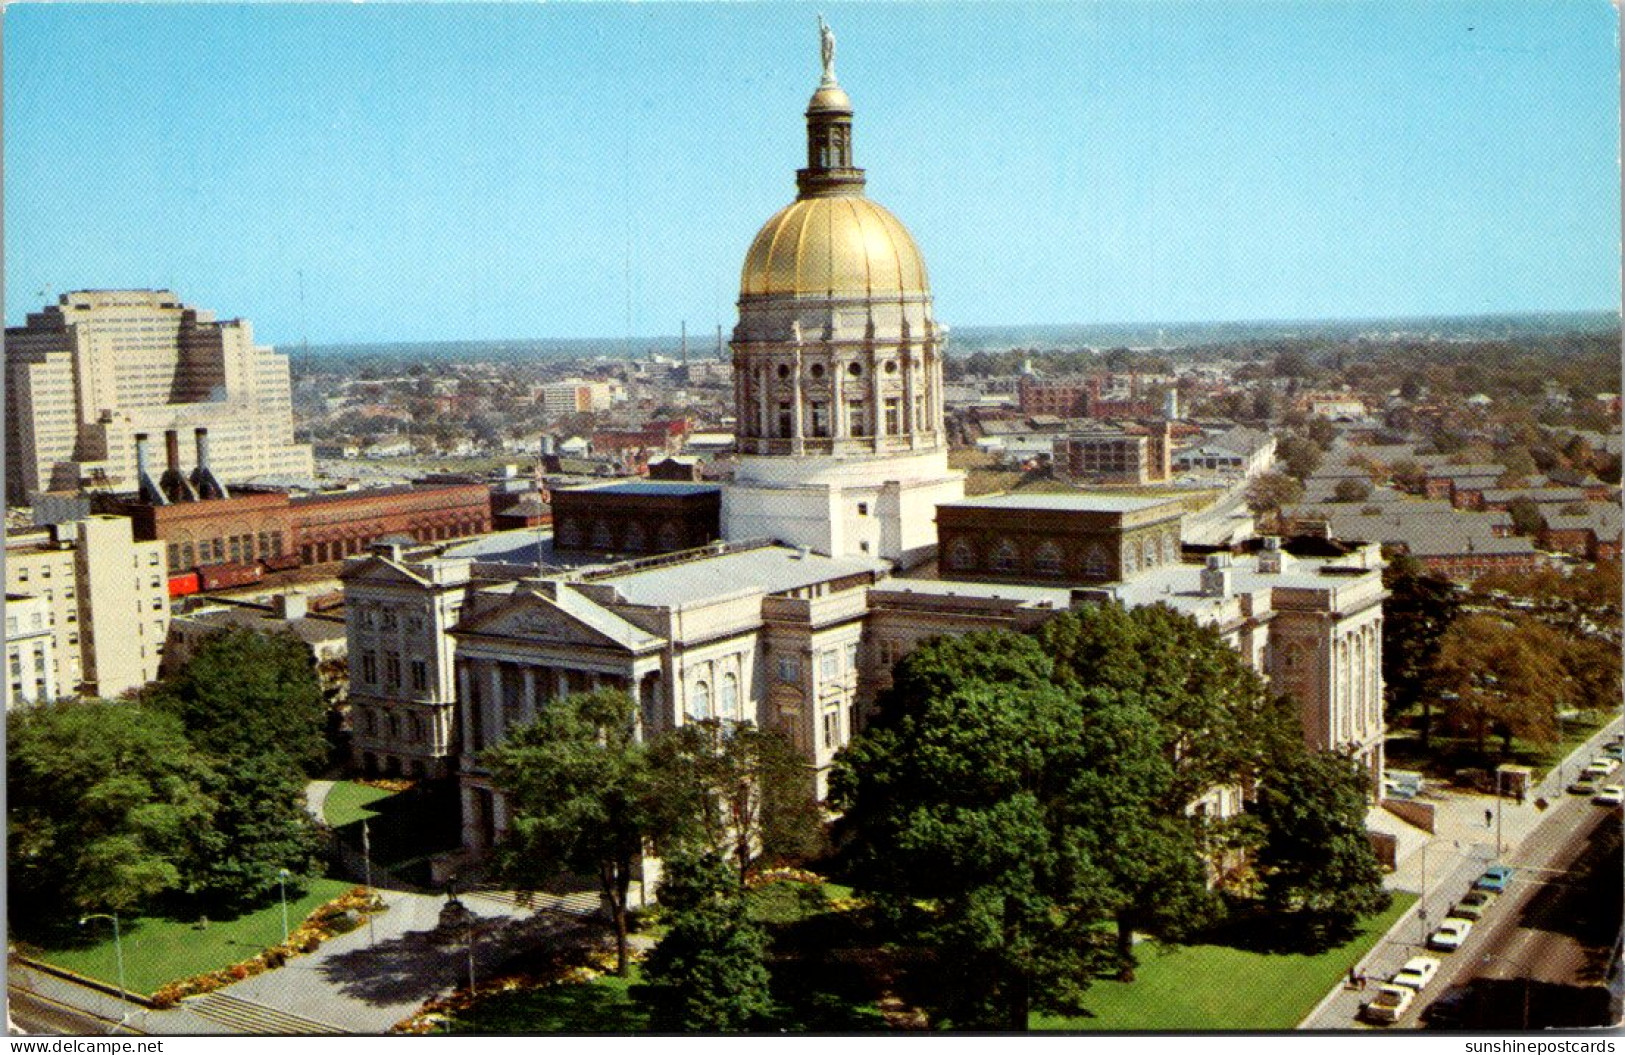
[1300,715,1623,1029]
[304,780,336,825]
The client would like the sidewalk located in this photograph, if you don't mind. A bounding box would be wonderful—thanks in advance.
[1300,715,1623,1029]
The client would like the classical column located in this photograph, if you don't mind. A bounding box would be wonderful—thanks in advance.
[791,344,805,455]
[555,669,569,701]
[522,666,538,725]
[485,661,504,745]
[457,661,475,754]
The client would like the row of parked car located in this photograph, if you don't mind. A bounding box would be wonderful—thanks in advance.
[1566,735,1622,803]
[1361,865,1516,1025]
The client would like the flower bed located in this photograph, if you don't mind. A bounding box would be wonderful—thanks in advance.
[149,887,386,1008]
[391,945,633,1034]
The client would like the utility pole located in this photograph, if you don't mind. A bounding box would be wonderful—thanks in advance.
[363,818,377,946]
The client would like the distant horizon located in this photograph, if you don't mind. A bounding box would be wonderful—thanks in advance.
[278,307,1622,361]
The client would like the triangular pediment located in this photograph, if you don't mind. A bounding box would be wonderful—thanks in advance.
[451,590,657,653]
[340,556,431,587]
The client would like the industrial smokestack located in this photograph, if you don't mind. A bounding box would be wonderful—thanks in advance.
[134,433,169,505]
[189,427,229,500]
[160,429,199,502]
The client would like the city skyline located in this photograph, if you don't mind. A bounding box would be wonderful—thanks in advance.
[5,1,1619,346]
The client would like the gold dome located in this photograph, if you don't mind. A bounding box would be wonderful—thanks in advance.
[740,195,930,299]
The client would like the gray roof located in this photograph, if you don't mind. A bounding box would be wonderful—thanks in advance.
[596,545,886,608]
[1425,464,1506,479]
[940,493,1179,514]
[1478,487,1589,505]
[176,606,346,648]
[550,586,663,650]
[564,481,721,497]
[1209,426,1273,457]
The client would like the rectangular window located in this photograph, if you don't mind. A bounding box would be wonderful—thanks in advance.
[41,566,51,580]
[777,654,799,682]
[845,643,858,669]
[884,397,901,435]
[809,401,829,438]
[361,651,377,684]
[848,401,867,436]
[822,709,841,749]
[778,401,793,438]
[169,543,181,569]
[148,552,161,566]
[820,651,838,679]
[411,659,429,692]
[181,542,195,568]
[385,652,401,688]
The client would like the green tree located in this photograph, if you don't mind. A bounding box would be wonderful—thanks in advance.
[8,701,216,929]
[633,850,775,1031]
[147,628,330,774]
[1333,478,1372,503]
[188,754,325,915]
[1251,750,1390,951]
[1389,459,1428,493]
[1244,472,1304,519]
[1497,446,1538,486]
[1038,604,1299,805]
[484,689,696,974]
[1277,435,1323,480]
[1382,556,1462,745]
[831,633,1113,1030]
[1506,497,1546,538]
[655,719,824,886]
[1435,615,1566,755]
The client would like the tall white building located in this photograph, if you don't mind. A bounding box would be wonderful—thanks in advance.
[3,515,170,698]
[722,39,963,565]
[5,290,314,504]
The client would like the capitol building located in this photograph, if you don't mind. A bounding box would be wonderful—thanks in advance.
[338,27,1386,859]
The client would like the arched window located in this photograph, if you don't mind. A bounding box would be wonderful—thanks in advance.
[1083,545,1110,579]
[657,521,683,551]
[624,521,647,552]
[1033,541,1063,576]
[719,672,739,721]
[591,519,615,549]
[947,538,976,571]
[1142,538,1156,568]
[991,539,1019,573]
[690,680,712,720]
[1123,545,1139,575]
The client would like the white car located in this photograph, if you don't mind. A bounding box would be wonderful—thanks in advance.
[1362,983,1415,1025]
[1585,758,1619,778]
[1593,784,1624,806]
[1428,917,1473,951]
[1391,956,1441,991]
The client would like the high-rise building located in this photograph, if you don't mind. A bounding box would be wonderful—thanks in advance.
[5,289,314,504]
[722,31,964,565]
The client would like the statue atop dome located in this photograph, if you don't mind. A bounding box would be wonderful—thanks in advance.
[818,15,837,84]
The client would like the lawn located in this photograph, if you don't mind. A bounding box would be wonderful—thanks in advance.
[446,967,648,1033]
[1388,710,1616,784]
[32,877,355,997]
[322,780,401,827]
[1033,894,1416,1031]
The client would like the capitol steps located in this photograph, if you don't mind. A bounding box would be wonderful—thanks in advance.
[183,991,345,1035]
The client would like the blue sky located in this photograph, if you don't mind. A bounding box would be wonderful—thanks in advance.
[4,1,1619,345]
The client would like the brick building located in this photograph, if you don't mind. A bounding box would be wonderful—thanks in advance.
[937,493,1186,585]
[551,481,722,556]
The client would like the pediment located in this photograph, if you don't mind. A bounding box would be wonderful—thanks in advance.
[340,557,430,587]
[452,592,643,652]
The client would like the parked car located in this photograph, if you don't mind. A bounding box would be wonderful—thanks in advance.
[1428,918,1473,951]
[1473,865,1515,893]
[1593,784,1624,807]
[1392,956,1442,991]
[1363,983,1416,1025]
[1569,775,1600,795]
[1585,757,1619,778]
[1603,743,1623,760]
[1452,890,1495,921]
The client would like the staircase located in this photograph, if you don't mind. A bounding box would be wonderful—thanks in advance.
[183,991,345,1035]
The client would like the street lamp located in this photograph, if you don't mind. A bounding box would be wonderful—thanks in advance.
[78,913,128,1020]
[277,869,292,945]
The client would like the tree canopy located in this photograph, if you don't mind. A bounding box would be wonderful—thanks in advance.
[146,628,330,775]
[1435,614,1567,754]
[632,850,774,1032]
[484,688,697,974]
[8,700,216,928]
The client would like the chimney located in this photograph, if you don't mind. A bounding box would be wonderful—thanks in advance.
[275,591,308,621]
[1200,552,1234,598]
[159,429,199,502]
[134,433,169,505]
[189,427,229,500]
